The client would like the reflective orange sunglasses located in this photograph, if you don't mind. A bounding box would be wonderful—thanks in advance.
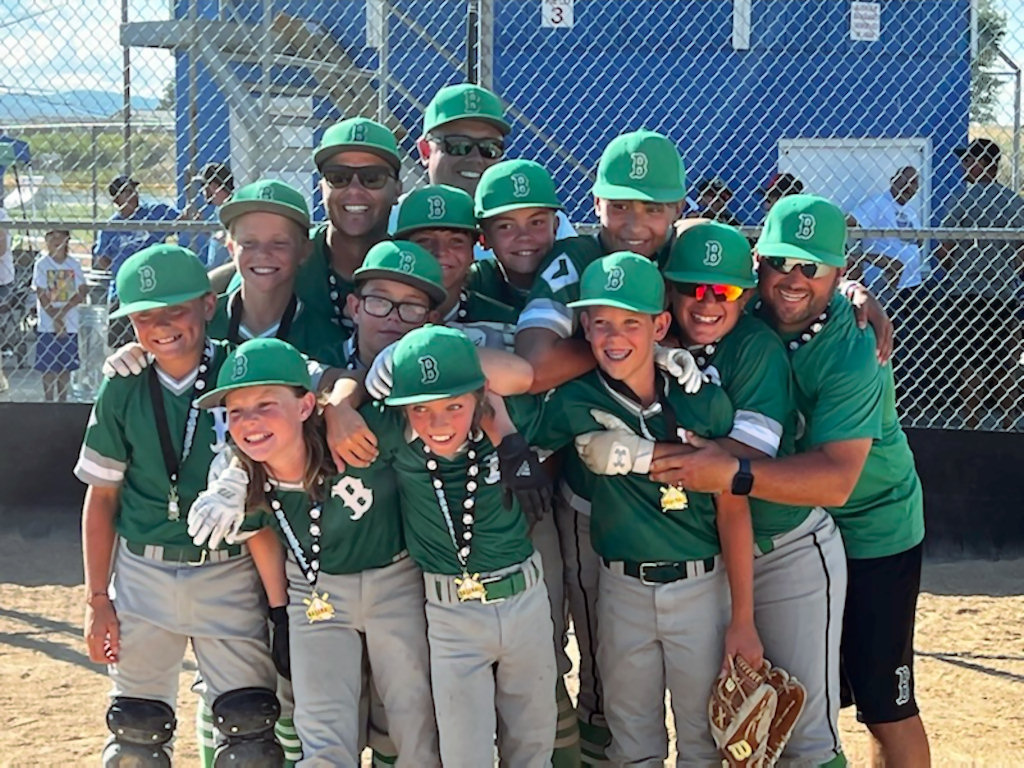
[674,282,745,302]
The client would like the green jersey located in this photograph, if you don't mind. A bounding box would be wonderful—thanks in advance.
[467,260,530,314]
[293,224,356,331]
[239,408,405,574]
[360,397,538,575]
[765,293,924,559]
[517,234,672,338]
[74,340,232,549]
[691,313,810,539]
[532,370,735,562]
[207,289,349,366]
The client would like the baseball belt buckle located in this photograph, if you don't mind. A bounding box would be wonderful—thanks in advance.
[638,561,674,586]
[478,574,506,605]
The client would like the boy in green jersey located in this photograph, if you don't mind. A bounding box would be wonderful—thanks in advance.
[530,252,760,764]
[194,338,440,767]
[469,159,565,313]
[393,184,518,345]
[75,245,282,766]
[651,196,929,767]
[659,220,847,766]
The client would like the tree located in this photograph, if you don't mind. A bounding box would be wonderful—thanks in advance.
[970,0,1008,123]
[157,79,175,112]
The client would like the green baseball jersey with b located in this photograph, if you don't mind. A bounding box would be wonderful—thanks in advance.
[360,397,540,576]
[238,418,405,574]
[531,370,734,562]
[74,339,231,548]
[207,289,349,365]
[770,293,925,559]
[693,313,810,539]
[293,224,355,328]
[466,260,530,314]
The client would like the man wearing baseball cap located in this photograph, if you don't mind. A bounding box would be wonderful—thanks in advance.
[389,83,575,260]
[291,117,403,330]
[688,177,740,226]
[189,162,235,269]
[937,137,1024,429]
[761,171,804,215]
[652,195,930,766]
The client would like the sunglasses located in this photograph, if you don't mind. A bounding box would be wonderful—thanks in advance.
[762,257,833,279]
[358,294,430,324]
[675,283,745,302]
[428,134,505,160]
[321,165,396,190]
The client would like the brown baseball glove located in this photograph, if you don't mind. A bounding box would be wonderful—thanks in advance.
[709,656,809,767]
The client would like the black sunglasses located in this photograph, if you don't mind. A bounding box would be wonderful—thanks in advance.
[762,257,833,279]
[428,134,505,160]
[321,165,396,190]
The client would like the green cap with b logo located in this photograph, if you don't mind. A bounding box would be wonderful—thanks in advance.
[219,179,311,230]
[314,117,401,171]
[422,84,511,136]
[757,194,847,267]
[196,338,312,409]
[591,130,686,203]
[663,221,757,288]
[567,251,666,315]
[353,240,448,306]
[385,325,486,406]
[109,244,211,318]
[474,159,563,219]
[393,185,478,238]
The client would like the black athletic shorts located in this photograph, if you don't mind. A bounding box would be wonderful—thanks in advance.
[839,542,923,725]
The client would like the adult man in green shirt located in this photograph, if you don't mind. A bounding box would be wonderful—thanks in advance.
[651,196,929,767]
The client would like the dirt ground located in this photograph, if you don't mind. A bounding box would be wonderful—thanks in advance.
[0,520,1021,767]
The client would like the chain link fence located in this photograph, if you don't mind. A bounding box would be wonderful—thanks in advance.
[1,0,1022,432]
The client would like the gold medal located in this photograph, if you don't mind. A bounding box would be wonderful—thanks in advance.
[167,486,181,521]
[659,484,689,512]
[303,589,335,623]
[455,572,487,602]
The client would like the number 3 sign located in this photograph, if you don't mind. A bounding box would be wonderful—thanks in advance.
[541,0,574,28]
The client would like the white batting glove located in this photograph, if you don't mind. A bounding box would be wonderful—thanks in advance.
[102,343,152,378]
[574,409,654,475]
[188,465,249,549]
[365,341,398,401]
[654,345,704,394]
[448,321,516,351]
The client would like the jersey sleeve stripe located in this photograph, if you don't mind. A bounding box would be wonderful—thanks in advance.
[74,446,126,486]
[516,299,573,338]
[729,410,783,457]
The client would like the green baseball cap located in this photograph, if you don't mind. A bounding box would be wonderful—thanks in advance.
[385,325,485,406]
[567,252,666,314]
[757,194,847,268]
[109,244,211,318]
[393,185,478,238]
[197,338,311,409]
[219,179,311,230]
[314,117,401,171]
[663,221,756,289]
[474,159,563,219]
[353,240,448,306]
[422,84,511,136]
[591,130,686,203]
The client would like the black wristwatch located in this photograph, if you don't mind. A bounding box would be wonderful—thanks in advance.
[731,458,754,496]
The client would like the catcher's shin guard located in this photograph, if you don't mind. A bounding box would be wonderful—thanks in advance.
[211,687,284,767]
[103,697,175,767]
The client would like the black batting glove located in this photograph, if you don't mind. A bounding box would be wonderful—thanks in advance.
[269,606,291,680]
[496,433,552,528]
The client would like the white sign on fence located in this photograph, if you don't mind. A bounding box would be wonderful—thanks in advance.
[541,0,574,29]
[850,2,881,42]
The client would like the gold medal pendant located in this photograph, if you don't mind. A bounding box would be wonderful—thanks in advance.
[455,572,487,602]
[303,589,335,623]
[659,484,689,512]
[167,486,181,521]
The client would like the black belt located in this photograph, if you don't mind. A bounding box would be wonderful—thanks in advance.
[603,557,716,585]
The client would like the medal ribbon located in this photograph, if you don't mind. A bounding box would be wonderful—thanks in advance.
[227,291,298,345]
[147,343,213,519]
[265,482,324,589]
[423,435,481,573]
